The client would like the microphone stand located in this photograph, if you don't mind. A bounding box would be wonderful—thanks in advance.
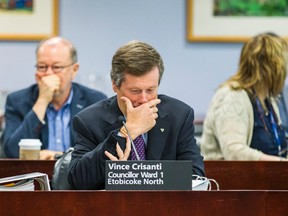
[120,118,140,161]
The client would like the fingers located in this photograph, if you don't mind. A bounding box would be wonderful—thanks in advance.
[144,103,159,120]
[154,112,158,119]
[105,139,132,161]
[121,96,133,110]
[147,98,161,108]
[41,75,61,91]
[37,75,60,102]
[116,143,125,160]
[139,99,160,118]
[105,151,118,161]
[39,150,58,160]
[105,143,125,160]
[123,137,131,157]
[152,106,158,115]
[47,75,61,91]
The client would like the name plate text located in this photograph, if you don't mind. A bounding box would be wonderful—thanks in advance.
[105,160,192,190]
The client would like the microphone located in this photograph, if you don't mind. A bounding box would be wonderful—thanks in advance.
[118,116,140,160]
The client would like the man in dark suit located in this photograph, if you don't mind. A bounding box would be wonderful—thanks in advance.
[278,85,288,133]
[2,37,107,159]
[68,40,205,190]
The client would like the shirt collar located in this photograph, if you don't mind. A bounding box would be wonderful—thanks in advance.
[48,89,74,110]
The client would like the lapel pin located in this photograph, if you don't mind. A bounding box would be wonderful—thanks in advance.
[160,128,164,132]
[76,104,83,109]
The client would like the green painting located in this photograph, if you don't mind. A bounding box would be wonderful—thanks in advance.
[213,0,288,16]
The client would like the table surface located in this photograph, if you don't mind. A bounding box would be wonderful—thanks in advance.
[0,160,288,190]
[0,190,287,216]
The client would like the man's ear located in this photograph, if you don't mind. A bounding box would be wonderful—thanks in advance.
[71,63,79,79]
[112,81,118,92]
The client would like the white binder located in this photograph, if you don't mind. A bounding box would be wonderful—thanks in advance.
[0,172,50,191]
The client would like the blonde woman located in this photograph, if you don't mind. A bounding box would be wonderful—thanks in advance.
[201,33,288,161]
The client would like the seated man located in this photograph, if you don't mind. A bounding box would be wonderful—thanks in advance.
[0,112,5,158]
[68,40,205,190]
[278,85,288,133]
[2,37,107,160]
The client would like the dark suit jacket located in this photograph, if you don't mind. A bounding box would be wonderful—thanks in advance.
[68,95,205,190]
[278,86,288,133]
[2,83,107,158]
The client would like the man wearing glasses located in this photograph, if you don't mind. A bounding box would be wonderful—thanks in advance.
[1,37,107,159]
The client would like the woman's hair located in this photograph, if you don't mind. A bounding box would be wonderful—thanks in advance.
[224,33,288,97]
[110,40,164,88]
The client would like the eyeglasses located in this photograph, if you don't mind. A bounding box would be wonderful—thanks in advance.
[35,62,75,73]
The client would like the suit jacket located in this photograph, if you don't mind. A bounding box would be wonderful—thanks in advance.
[278,85,288,132]
[2,83,107,158]
[68,95,205,190]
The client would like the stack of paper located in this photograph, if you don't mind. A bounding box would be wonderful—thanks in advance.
[0,172,50,191]
[0,179,35,191]
[192,178,209,190]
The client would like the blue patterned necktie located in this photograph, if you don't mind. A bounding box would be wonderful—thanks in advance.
[131,135,146,160]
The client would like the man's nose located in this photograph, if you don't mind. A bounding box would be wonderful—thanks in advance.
[45,66,55,75]
[138,93,149,104]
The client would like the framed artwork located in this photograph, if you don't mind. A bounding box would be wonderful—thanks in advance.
[187,0,288,42]
[0,0,58,41]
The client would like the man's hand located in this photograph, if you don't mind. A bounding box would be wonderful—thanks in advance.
[33,74,61,121]
[36,74,61,104]
[121,96,161,139]
[105,137,131,161]
[40,149,63,160]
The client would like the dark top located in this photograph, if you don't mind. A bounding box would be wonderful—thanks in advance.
[250,97,287,157]
[68,95,205,190]
[2,83,107,158]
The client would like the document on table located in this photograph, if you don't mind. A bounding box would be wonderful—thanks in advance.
[0,172,51,191]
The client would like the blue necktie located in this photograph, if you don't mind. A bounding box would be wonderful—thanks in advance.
[131,135,146,160]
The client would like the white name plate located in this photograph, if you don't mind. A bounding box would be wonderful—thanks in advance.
[105,160,192,190]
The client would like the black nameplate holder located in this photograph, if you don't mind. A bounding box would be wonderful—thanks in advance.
[105,160,192,190]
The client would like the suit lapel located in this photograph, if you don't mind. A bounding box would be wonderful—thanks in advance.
[69,84,87,144]
[41,119,49,149]
[103,96,124,136]
[70,84,85,117]
[146,105,170,160]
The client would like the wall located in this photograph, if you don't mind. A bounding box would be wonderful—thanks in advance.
[0,0,244,119]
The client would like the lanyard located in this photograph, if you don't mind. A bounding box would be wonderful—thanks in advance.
[268,109,282,156]
[255,97,282,156]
